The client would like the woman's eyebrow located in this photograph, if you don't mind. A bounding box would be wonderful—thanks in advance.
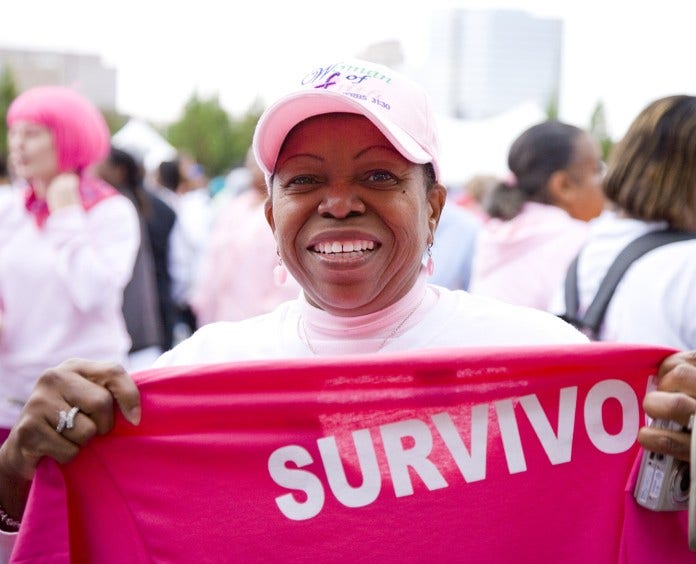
[277,153,324,168]
[354,144,403,160]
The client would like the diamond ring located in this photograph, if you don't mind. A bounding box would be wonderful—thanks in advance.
[56,406,80,434]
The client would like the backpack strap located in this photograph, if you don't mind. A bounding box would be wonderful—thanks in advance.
[564,229,696,339]
[563,254,581,330]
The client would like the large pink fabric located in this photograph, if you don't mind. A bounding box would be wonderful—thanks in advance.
[11,344,693,562]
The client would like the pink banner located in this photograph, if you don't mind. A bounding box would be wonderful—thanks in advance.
[11,344,693,562]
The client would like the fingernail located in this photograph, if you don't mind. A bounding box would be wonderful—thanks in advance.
[126,406,141,426]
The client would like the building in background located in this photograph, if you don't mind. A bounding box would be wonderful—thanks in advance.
[357,40,405,69]
[356,13,557,185]
[0,47,116,111]
[425,9,562,120]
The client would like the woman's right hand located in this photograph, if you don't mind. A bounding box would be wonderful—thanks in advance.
[45,172,81,212]
[0,359,140,519]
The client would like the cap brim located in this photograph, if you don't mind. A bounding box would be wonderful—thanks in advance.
[253,90,432,178]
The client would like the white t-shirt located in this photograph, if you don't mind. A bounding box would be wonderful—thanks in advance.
[154,284,588,368]
[553,210,696,349]
[0,192,140,428]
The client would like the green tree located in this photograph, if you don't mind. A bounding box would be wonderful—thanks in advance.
[589,100,614,162]
[228,97,264,166]
[545,90,559,121]
[166,93,237,177]
[0,67,19,158]
[101,108,130,136]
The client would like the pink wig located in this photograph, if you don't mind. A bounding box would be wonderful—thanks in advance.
[7,85,110,172]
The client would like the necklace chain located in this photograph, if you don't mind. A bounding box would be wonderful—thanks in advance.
[301,293,426,355]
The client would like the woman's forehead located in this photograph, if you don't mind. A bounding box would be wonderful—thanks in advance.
[281,113,391,150]
[10,120,51,134]
[277,115,412,174]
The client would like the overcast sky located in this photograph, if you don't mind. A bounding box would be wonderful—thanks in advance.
[3,0,696,139]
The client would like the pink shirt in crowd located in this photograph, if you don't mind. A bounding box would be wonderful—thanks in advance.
[469,202,589,310]
[191,189,301,325]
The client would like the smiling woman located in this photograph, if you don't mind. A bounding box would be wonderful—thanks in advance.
[267,113,442,317]
[150,58,587,360]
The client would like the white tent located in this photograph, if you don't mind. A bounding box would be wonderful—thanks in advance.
[436,102,547,188]
[111,118,178,172]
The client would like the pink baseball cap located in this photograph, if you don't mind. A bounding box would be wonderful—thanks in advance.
[253,59,440,182]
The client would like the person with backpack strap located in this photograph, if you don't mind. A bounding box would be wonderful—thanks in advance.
[563,228,696,340]
[558,95,696,349]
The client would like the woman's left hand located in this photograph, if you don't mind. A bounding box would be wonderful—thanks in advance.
[638,350,696,462]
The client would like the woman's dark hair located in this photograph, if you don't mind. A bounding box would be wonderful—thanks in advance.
[158,160,181,192]
[109,147,143,189]
[107,147,151,217]
[603,95,696,230]
[423,162,437,190]
[483,121,584,220]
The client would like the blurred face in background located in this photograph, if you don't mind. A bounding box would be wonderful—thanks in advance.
[563,132,606,221]
[8,121,59,187]
[245,149,267,196]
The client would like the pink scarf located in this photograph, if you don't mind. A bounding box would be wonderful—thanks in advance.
[24,175,118,228]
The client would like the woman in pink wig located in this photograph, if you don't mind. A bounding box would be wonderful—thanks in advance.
[0,86,139,442]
